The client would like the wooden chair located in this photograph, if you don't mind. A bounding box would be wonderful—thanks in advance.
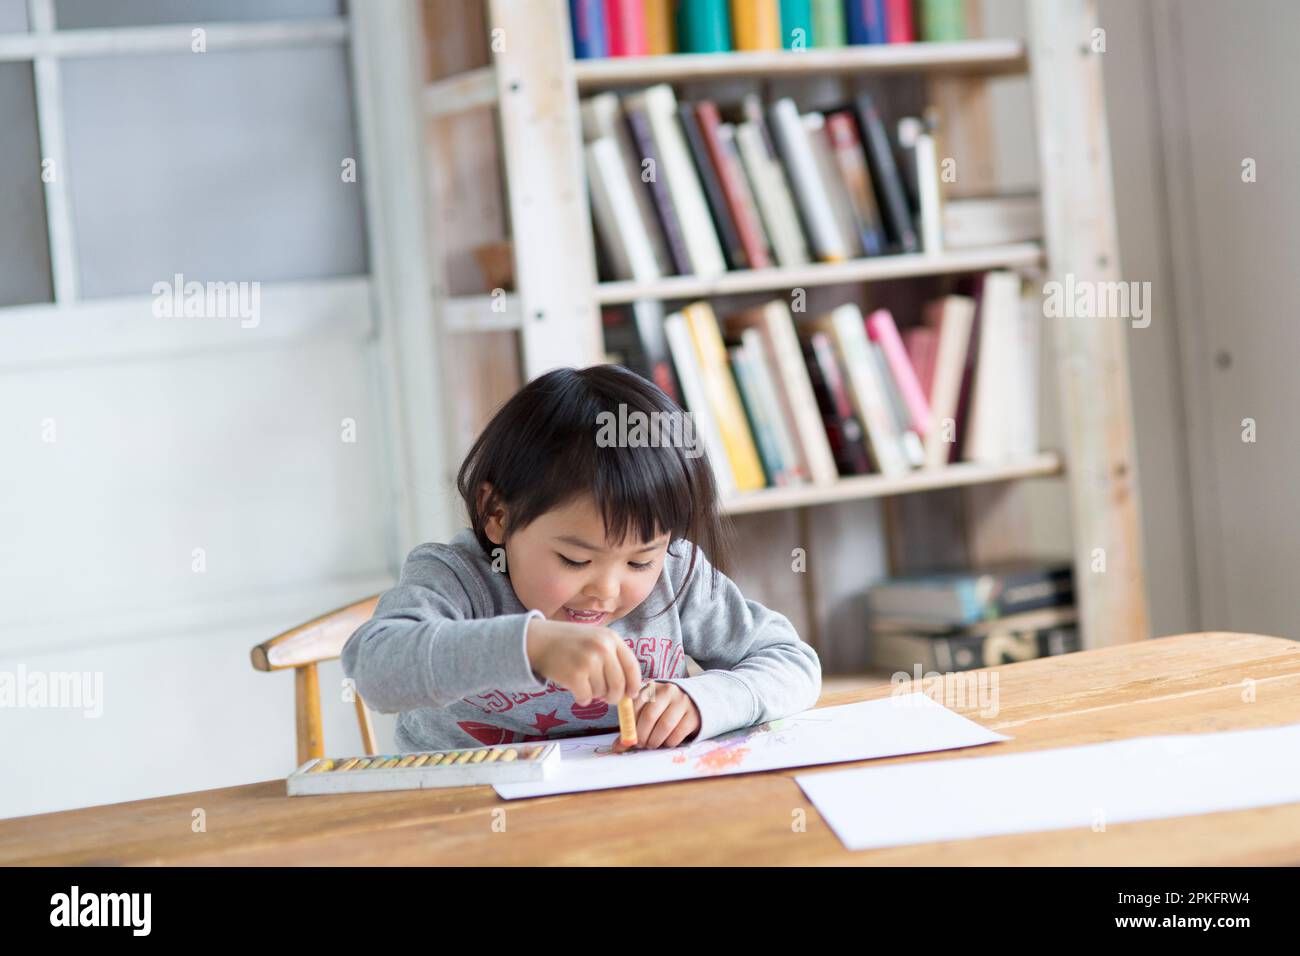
[250,595,382,765]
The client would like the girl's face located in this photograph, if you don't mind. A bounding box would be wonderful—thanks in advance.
[481,490,670,627]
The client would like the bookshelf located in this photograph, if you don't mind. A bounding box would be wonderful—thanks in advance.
[419,0,1148,653]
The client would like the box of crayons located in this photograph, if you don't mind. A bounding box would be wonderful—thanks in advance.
[286,743,560,796]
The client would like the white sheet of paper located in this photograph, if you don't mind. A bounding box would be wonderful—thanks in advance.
[796,720,1300,851]
[493,693,1009,799]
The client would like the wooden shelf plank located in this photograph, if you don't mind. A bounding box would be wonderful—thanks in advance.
[595,243,1042,304]
[424,66,497,118]
[720,453,1063,515]
[572,39,1028,89]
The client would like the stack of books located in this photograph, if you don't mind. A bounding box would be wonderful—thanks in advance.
[602,268,1041,496]
[582,86,945,279]
[865,561,1078,673]
[570,0,971,57]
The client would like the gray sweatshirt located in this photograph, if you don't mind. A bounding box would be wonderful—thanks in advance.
[341,528,822,752]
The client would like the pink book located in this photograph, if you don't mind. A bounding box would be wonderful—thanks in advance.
[884,0,915,43]
[605,0,648,56]
[866,308,932,435]
[903,325,939,400]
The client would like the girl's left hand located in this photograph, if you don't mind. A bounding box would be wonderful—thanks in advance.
[615,681,700,751]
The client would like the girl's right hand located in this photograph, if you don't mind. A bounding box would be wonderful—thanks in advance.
[525,618,643,706]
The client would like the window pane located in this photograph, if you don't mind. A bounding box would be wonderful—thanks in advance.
[61,46,369,298]
[0,0,28,32]
[54,0,342,29]
[0,63,54,307]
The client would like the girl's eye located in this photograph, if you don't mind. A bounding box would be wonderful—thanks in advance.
[629,561,654,571]
[558,555,588,568]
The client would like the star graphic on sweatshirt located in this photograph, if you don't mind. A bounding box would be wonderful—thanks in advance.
[528,709,568,734]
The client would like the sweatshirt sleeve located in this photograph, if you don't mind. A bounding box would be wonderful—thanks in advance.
[340,543,548,714]
[655,544,822,742]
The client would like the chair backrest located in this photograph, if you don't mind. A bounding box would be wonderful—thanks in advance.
[250,594,382,765]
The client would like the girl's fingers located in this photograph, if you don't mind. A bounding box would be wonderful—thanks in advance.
[634,691,669,744]
[663,709,698,748]
[615,640,643,700]
[644,694,690,749]
[570,674,593,707]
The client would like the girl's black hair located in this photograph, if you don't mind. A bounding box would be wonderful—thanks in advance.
[456,364,733,618]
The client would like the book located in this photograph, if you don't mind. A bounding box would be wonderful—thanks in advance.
[801,331,872,475]
[739,325,804,485]
[808,304,910,476]
[613,299,683,406]
[625,85,728,276]
[825,110,886,255]
[868,339,924,467]
[569,0,608,58]
[643,0,675,54]
[884,0,915,42]
[897,116,943,253]
[854,93,919,253]
[682,301,767,491]
[902,325,938,400]
[734,118,811,267]
[921,295,975,469]
[804,112,866,259]
[728,341,786,485]
[697,104,774,269]
[871,607,1081,673]
[846,0,887,45]
[866,561,1075,627]
[918,0,966,42]
[779,0,813,49]
[603,0,648,56]
[677,0,732,52]
[725,300,839,485]
[622,99,692,275]
[678,102,748,270]
[732,0,781,49]
[942,193,1044,248]
[768,99,850,263]
[810,0,846,46]
[866,308,931,438]
[584,137,662,281]
[580,93,674,275]
[664,311,736,496]
[964,271,1036,462]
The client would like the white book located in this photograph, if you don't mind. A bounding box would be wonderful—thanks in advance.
[716,122,774,266]
[585,138,661,282]
[803,112,865,258]
[942,193,1042,248]
[631,85,727,277]
[923,295,976,469]
[824,304,910,476]
[1006,292,1040,458]
[580,93,674,275]
[735,120,810,267]
[740,327,804,486]
[899,117,944,254]
[768,99,849,263]
[869,341,924,467]
[664,311,736,497]
[964,271,1023,462]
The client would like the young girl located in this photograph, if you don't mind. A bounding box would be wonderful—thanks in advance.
[342,364,821,752]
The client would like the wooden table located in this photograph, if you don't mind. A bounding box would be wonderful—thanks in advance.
[4,632,1299,865]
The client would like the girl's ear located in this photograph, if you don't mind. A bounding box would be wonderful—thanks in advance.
[478,482,507,544]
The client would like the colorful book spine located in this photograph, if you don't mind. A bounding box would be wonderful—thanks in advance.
[846,0,888,45]
[866,309,932,437]
[679,103,748,270]
[623,103,693,275]
[604,0,648,56]
[729,343,784,486]
[664,312,737,496]
[779,0,814,49]
[855,93,920,253]
[810,0,847,46]
[802,331,871,475]
[884,0,915,42]
[643,0,676,54]
[569,0,608,58]
[825,110,886,255]
[919,0,966,42]
[732,0,781,50]
[677,0,732,52]
[739,326,804,484]
[697,103,773,269]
